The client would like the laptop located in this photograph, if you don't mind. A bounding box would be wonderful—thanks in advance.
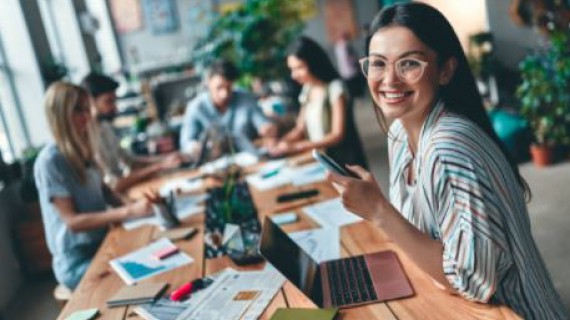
[259,217,414,308]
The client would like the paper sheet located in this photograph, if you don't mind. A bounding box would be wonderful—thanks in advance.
[122,194,206,230]
[109,238,193,285]
[199,152,259,174]
[176,268,285,320]
[289,228,340,263]
[159,178,203,196]
[303,197,363,228]
[246,161,326,191]
[245,160,290,191]
[290,162,327,186]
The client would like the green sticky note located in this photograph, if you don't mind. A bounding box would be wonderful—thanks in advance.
[270,308,339,320]
[64,308,99,320]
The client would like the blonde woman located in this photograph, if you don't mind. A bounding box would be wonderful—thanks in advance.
[34,82,152,289]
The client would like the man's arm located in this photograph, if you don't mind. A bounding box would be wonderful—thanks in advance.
[180,97,204,153]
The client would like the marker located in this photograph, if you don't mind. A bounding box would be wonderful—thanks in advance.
[170,278,213,301]
[261,168,280,179]
[153,246,180,260]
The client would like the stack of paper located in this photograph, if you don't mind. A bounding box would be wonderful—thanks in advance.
[176,268,285,320]
[247,161,327,191]
[199,152,258,174]
[303,198,363,228]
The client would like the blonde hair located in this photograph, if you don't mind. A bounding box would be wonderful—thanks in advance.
[44,82,93,183]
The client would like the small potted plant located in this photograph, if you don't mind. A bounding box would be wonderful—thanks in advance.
[516,31,570,166]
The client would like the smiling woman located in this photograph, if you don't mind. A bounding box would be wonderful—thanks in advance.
[327,3,569,319]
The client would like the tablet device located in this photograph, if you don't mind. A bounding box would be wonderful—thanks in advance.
[312,149,359,179]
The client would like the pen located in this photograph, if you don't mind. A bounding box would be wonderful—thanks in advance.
[261,168,280,179]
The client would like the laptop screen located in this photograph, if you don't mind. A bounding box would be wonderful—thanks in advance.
[259,217,323,306]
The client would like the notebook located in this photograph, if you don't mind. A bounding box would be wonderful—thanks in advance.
[270,308,338,320]
[107,282,168,308]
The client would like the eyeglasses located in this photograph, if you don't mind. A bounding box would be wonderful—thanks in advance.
[359,56,428,83]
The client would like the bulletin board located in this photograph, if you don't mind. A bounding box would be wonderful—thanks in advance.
[109,0,143,34]
[141,0,180,34]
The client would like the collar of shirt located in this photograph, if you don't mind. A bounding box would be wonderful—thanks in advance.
[392,100,445,183]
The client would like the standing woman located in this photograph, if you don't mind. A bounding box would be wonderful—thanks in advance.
[328,3,567,319]
[270,36,367,168]
[35,82,152,289]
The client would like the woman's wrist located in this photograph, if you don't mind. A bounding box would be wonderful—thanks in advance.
[372,197,392,228]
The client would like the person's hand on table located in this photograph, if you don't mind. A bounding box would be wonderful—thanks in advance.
[159,153,183,170]
[268,141,292,156]
[259,123,278,138]
[327,165,389,224]
[125,198,153,219]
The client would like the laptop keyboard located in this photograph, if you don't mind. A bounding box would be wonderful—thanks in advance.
[326,255,378,306]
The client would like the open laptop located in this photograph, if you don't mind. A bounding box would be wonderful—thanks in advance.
[259,217,414,308]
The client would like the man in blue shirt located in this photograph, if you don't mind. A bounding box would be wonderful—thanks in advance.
[179,60,277,154]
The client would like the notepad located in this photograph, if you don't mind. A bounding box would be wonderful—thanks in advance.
[107,282,168,308]
[269,308,338,320]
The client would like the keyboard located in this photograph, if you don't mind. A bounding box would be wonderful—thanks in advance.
[325,255,378,306]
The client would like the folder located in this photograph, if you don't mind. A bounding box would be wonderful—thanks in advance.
[269,308,339,320]
[107,282,168,308]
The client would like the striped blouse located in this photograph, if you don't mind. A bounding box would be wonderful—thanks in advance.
[388,101,568,319]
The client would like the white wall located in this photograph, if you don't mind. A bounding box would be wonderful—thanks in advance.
[485,0,544,70]
[0,0,51,153]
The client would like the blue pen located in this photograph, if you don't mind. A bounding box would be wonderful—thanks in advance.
[261,168,280,179]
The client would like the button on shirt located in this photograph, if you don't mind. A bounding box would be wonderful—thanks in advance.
[388,101,568,319]
[34,143,107,289]
[179,90,270,152]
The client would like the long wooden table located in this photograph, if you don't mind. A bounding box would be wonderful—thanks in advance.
[57,159,522,320]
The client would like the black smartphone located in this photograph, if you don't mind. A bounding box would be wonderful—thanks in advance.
[276,189,319,203]
[312,149,360,179]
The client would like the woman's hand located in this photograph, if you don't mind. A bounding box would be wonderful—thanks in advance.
[159,153,182,170]
[125,198,153,219]
[268,141,293,156]
[327,165,389,224]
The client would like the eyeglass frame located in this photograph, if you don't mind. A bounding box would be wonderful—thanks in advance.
[358,56,429,84]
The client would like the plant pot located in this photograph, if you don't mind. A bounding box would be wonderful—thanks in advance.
[530,144,554,167]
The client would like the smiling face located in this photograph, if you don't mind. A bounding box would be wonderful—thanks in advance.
[367,26,455,124]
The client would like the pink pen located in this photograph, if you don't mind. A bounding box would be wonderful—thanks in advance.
[170,282,193,301]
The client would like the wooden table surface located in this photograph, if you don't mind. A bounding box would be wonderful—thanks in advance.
[57,159,522,320]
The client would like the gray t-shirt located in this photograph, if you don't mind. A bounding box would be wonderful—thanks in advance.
[34,143,107,289]
[179,90,270,152]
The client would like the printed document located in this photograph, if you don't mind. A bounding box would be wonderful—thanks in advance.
[289,228,340,263]
[176,268,285,320]
[303,198,363,228]
[110,238,193,285]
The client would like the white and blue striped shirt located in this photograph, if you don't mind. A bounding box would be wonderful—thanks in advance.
[389,102,568,319]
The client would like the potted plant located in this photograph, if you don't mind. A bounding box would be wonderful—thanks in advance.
[516,31,570,166]
[191,0,305,84]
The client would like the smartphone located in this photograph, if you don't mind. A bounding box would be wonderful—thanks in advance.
[312,149,360,179]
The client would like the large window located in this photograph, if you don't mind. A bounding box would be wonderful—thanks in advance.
[0,36,17,163]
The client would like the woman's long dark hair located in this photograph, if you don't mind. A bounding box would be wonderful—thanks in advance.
[367,2,531,200]
[288,36,340,83]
